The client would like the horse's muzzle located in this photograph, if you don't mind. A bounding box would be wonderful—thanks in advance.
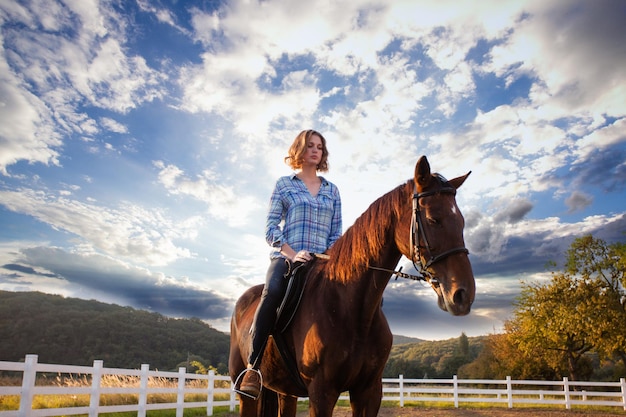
[437,287,473,316]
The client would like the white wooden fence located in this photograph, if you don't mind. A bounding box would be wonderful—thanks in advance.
[1,355,625,417]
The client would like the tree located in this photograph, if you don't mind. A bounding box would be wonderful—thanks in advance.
[564,236,626,368]
[458,332,556,380]
[510,269,597,380]
[458,332,469,357]
[504,235,626,380]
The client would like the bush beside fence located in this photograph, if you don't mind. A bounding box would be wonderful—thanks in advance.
[1,355,625,417]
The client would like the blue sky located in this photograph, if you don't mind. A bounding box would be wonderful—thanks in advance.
[1,0,625,341]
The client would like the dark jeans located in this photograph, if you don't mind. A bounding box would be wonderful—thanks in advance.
[248,257,289,368]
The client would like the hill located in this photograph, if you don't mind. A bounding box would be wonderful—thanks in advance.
[0,290,486,377]
[392,334,426,345]
[385,334,487,378]
[0,290,230,372]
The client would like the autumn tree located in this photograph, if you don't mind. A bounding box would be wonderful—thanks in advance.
[564,236,626,369]
[504,235,625,381]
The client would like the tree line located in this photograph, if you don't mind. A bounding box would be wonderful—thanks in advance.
[384,332,485,379]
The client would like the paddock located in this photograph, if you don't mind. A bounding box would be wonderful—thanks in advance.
[1,356,624,416]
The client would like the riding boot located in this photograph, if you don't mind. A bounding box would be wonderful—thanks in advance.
[238,258,289,398]
[238,366,262,398]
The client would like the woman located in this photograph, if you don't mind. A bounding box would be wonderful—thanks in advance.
[237,129,342,398]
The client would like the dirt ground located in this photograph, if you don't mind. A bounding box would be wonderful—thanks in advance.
[294,405,626,417]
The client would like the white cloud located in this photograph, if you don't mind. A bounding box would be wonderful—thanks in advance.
[574,117,626,163]
[100,117,128,134]
[0,0,165,174]
[154,161,262,228]
[0,36,62,175]
[485,0,626,118]
[0,189,193,266]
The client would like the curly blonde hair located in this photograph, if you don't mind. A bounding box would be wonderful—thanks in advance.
[284,129,329,172]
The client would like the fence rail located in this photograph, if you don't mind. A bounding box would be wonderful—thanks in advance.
[1,355,625,416]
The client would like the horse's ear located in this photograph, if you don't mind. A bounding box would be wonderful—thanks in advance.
[414,155,431,191]
[448,171,471,189]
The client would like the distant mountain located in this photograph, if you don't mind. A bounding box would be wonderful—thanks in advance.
[392,334,426,345]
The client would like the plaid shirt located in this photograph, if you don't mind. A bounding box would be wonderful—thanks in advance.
[266,174,342,259]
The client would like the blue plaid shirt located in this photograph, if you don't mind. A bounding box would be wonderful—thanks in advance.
[266,174,342,259]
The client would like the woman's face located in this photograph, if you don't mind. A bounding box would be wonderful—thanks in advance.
[303,134,324,168]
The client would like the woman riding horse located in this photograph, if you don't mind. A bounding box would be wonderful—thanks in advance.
[230,155,475,417]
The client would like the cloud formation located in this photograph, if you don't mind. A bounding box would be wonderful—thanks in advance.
[0,0,624,339]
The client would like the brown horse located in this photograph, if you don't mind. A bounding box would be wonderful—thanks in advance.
[229,156,475,417]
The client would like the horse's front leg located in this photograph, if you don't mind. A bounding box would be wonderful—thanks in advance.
[278,394,298,417]
[348,380,383,417]
[307,383,340,417]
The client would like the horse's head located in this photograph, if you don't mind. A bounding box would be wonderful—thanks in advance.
[402,156,475,316]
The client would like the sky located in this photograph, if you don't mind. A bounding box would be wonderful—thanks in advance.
[0,0,625,342]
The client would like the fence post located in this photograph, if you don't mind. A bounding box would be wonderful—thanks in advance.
[230,380,237,412]
[207,370,215,416]
[506,376,513,408]
[619,378,626,411]
[453,375,459,408]
[176,367,186,417]
[138,364,149,417]
[399,374,404,408]
[18,354,38,417]
[563,377,570,410]
[89,360,103,417]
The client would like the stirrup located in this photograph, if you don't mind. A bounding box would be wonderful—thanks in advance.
[233,368,263,400]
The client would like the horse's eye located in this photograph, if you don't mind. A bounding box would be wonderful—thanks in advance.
[427,217,440,226]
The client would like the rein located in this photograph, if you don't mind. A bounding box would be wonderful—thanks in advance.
[314,253,430,283]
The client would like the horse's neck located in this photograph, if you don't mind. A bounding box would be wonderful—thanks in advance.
[358,244,403,321]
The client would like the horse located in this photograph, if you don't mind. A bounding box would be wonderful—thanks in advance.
[229,155,475,417]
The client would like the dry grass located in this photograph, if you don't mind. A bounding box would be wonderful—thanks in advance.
[0,372,231,413]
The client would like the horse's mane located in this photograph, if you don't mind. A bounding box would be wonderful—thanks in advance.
[324,180,411,284]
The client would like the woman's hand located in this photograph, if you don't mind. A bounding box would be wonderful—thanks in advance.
[293,250,312,263]
[280,244,311,263]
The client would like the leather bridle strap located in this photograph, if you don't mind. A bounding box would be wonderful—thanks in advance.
[410,184,469,281]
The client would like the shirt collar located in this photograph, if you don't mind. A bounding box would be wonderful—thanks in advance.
[290,173,328,186]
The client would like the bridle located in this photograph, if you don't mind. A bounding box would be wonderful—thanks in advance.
[408,176,469,286]
[368,176,469,286]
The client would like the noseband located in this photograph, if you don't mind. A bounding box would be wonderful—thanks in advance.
[410,177,469,286]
